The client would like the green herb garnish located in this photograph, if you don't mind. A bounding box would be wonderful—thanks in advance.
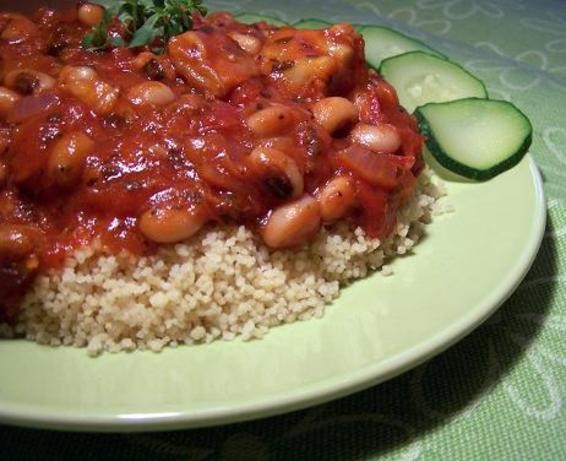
[82,0,208,52]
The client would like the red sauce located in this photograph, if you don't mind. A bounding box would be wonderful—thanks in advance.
[0,6,423,320]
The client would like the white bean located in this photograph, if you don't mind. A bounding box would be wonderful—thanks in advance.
[47,132,94,186]
[5,69,55,95]
[131,52,174,81]
[312,97,357,134]
[350,123,401,154]
[257,136,295,153]
[284,56,334,86]
[228,32,262,55]
[77,3,104,27]
[168,31,225,95]
[0,86,20,117]
[127,81,176,107]
[132,52,157,71]
[58,66,119,115]
[246,105,295,137]
[328,42,354,64]
[59,66,97,83]
[0,224,37,258]
[318,176,356,222]
[0,15,38,42]
[0,161,6,186]
[139,205,207,243]
[260,194,321,249]
[247,146,303,199]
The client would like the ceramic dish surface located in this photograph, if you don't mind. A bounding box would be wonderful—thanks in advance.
[0,153,545,431]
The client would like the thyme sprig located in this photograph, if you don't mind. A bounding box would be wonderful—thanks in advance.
[82,0,207,52]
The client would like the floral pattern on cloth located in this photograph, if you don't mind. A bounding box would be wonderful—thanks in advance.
[1,0,565,459]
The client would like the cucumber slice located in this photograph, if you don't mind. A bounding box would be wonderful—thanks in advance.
[235,13,288,27]
[359,25,445,69]
[293,18,330,29]
[379,51,487,114]
[295,19,365,33]
[415,98,532,180]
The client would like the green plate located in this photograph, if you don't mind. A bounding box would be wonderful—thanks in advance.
[0,155,545,432]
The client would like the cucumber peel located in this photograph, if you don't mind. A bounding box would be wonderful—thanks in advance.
[359,25,445,69]
[293,18,330,29]
[235,13,288,26]
[415,98,532,180]
[380,51,488,114]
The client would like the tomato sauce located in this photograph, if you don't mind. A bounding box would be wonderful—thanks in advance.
[0,5,423,319]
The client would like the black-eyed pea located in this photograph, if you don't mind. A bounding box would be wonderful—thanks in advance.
[58,66,97,84]
[77,3,104,27]
[127,81,176,107]
[328,43,355,65]
[247,146,303,199]
[139,204,207,244]
[260,194,321,249]
[0,224,37,259]
[168,32,226,96]
[5,69,56,95]
[58,67,119,115]
[228,32,262,55]
[169,31,206,57]
[0,161,7,187]
[246,106,295,137]
[1,14,38,42]
[284,56,335,86]
[132,52,169,81]
[47,132,94,186]
[350,122,401,154]
[0,86,20,117]
[91,80,120,114]
[166,93,207,115]
[132,52,157,71]
[318,175,356,222]
[312,97,357,134]
[257,136,295,154]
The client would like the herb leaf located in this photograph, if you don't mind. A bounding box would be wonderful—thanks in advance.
[83,0,208,52]
[128,12,161,48]
[81,8,115,50]
[92,0,122,14]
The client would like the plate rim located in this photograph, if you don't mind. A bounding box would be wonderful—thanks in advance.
[0,156,546,432]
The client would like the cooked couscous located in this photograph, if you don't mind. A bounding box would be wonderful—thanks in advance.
[0,172,445,355]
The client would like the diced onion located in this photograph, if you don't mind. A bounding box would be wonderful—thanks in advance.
[8,93,60,123]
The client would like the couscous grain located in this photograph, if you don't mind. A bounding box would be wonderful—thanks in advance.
[1,171,445,355]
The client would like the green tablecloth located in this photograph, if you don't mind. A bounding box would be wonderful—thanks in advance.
[2,0,565,459]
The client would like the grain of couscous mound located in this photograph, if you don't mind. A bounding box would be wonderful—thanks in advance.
[0,172,447,355]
